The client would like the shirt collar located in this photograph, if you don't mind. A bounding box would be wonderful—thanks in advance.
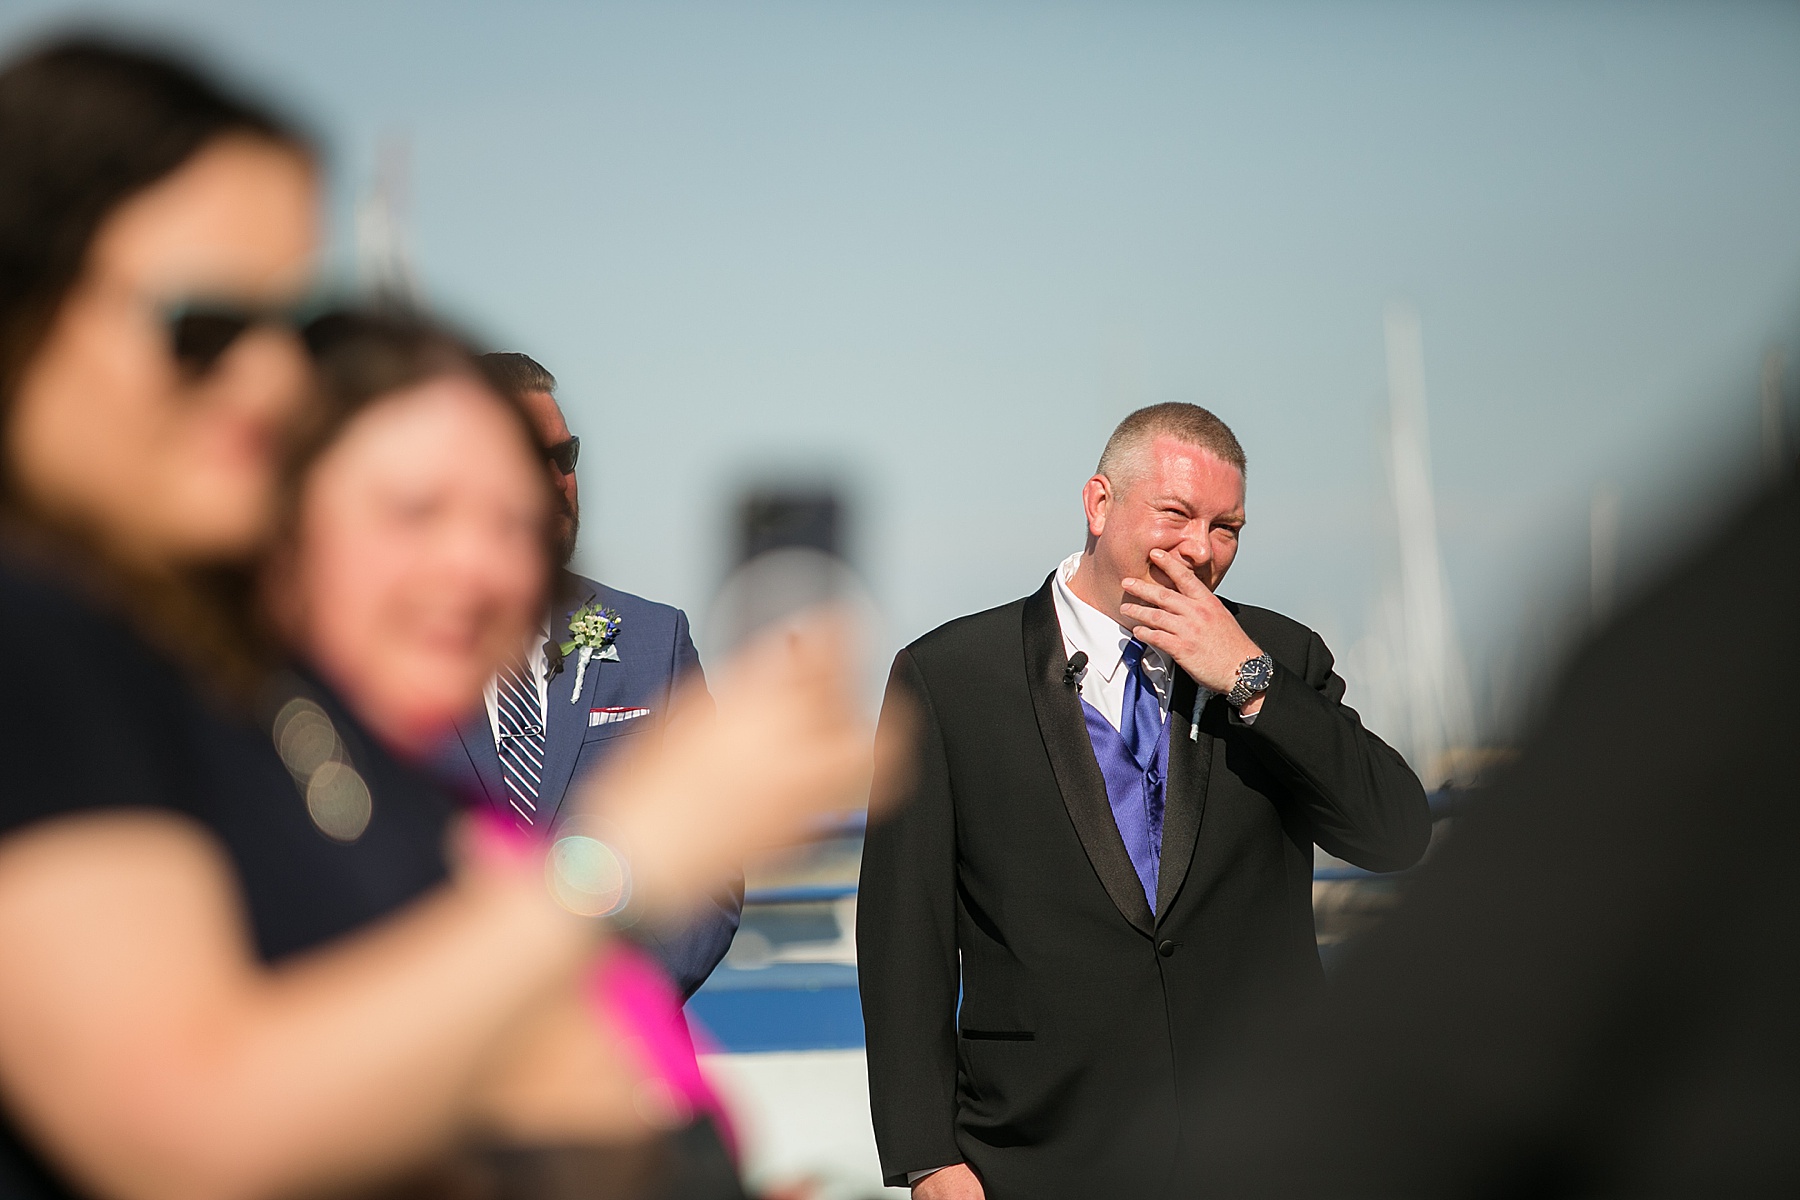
[518,613,556,673]
[1052,552,1136,683]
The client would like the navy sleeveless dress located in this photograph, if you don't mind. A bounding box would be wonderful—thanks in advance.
[0,551,455,1198]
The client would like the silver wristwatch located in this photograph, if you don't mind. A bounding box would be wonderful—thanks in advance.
[1226,653,1274,709]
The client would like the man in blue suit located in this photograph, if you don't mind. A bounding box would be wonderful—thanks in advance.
[434,352,742,998]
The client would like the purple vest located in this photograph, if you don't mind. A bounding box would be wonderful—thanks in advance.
[1079,699,1170,910]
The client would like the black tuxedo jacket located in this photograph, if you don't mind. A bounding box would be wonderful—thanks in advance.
[857,576,1429,1197]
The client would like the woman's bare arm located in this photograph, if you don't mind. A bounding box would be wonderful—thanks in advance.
[0,810,590,1200]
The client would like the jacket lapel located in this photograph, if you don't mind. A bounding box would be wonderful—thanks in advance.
[1022,576,1155,935]
[453,711,507,811]
[1155,668,1215,919]
[535,578,600,828]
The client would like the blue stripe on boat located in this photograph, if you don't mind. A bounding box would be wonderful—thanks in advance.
[688,962,864,1053]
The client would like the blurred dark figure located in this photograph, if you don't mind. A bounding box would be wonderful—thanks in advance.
[1183,474,1800,1196]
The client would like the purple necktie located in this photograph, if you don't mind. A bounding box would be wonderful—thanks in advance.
[1119,640,1165,773]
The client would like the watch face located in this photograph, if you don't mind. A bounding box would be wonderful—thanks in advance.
[1230,654,1273,706]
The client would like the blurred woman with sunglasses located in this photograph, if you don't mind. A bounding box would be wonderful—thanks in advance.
[0,37,874,1200]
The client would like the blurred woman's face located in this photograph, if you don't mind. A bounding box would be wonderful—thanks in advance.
[7,134,317,565]
[280,376,549,754]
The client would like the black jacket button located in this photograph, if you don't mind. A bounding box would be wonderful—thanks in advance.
[1157,939,1176,957]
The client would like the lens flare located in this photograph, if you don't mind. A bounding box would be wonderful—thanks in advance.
[305,759,374,843]
[546,833,631,918]
[271,696,374,843]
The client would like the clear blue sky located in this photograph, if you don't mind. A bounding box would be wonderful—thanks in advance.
[7,0,1799,733]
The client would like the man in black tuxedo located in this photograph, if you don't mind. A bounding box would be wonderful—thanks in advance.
[858,403,1430,1199]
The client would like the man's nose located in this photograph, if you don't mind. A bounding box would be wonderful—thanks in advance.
[1175,534,1209,566]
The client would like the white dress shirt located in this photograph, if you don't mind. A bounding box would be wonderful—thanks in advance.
[1051,551,1247,730]
[1051,552,1177,730]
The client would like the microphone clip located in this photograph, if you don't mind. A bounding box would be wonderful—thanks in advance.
[543,639,567,679]
[1062,651,1088,689]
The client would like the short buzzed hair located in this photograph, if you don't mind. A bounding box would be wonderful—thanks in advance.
[1096,402,1246,485]
[478,351,556,402]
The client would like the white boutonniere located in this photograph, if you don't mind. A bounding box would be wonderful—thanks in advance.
[560,600,622,702]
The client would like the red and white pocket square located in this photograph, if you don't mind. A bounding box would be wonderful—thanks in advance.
[589,706,651,727]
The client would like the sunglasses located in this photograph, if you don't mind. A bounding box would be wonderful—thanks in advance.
[546,436,581,475]
[163,299,317,377]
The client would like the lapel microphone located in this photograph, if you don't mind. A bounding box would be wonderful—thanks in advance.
[543,639,566,679]
[1063,651,1088,688]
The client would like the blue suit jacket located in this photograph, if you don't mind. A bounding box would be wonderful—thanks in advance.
[434,572,741,999]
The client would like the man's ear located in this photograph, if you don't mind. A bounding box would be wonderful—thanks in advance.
[1081,475,1112,539]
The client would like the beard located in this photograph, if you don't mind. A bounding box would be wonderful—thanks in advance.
[553,495,580,569]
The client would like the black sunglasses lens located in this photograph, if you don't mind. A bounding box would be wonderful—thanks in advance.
[170,310,253,374]
[549,437,580,474]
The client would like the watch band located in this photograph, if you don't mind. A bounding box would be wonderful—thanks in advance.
[1227,652,1274,709]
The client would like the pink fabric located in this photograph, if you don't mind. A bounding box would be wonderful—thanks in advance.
[467,805,738,1156]
[587,943,738,1158]
[466,802,544,862]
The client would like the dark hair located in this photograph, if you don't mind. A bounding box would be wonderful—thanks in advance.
[478,351,557,406]
[300,310,487,441]
[0,36,312,701]
[0,35,312,435]
[282,309,557,568]
[1096,402,1247,482]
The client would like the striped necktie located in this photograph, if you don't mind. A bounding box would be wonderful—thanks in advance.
[495,650,546,825]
